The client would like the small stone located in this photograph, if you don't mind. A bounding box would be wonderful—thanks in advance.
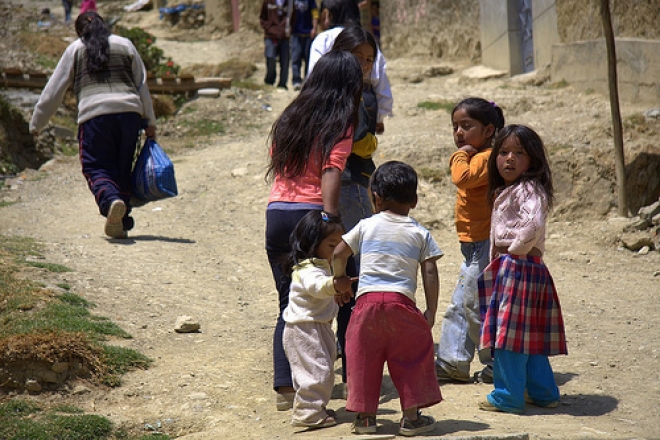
[174,315,201,333]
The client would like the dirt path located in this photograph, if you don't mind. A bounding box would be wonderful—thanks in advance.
[1,30,660,439]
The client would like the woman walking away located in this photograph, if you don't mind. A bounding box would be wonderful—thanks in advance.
[30,12,157,240]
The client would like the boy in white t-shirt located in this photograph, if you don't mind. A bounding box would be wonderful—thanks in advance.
[332,161,443,437]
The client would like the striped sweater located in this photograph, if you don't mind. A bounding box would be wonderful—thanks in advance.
[30,35,156,132]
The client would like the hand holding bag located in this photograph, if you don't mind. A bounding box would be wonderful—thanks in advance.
[131,137,178,204]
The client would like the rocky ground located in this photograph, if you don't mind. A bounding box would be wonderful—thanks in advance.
[1,2,660,439]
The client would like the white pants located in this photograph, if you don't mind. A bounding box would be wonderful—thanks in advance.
[283,321,336,425]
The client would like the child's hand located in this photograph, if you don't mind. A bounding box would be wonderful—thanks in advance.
[423,309,436,328]
[376,122,385,134]
[458,145,479,156]
[333,276,357,305]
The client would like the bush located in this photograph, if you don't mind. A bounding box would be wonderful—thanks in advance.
[115,26,180,77]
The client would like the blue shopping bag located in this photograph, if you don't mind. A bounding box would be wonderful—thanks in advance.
[131,138,178,203]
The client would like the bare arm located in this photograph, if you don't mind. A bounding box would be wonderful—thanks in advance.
[420,258,439,328]
[321,167,342,216]
[332,240,354,306]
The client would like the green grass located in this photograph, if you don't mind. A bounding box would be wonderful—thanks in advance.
[417,99,455,112]
[185,118,226,136]
[0,235,161,438]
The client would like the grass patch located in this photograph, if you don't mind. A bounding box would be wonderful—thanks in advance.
[417,99,455,112]
[233,79,268,90]
[0,200,16,208]
[0,235,158,436]
[184,118,226,136]
[548,79,569,89]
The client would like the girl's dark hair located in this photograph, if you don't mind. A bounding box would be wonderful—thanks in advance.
[75,12,111,74]
[266,51,362,180]
[487,124,554,208]
[452,97,505,145]
[323,0,361,28]
[286,211,344,272]
[370,161,417,205]
[331,26,378,58]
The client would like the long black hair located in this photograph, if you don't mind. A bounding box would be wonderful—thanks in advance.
[75,12,111,74]
[331,26,378,61]
[323,0,361,28]
[452,97,505,147]
[266,51,363,181]
[285,210,344,273]
[487,124,554,208]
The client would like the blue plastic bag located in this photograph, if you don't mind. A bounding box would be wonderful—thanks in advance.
[131,138,178,203]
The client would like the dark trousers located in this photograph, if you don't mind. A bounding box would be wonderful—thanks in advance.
[78,112,141,227]
[290,33,312,85]
[264,37,290,88]
[265,207,316,390]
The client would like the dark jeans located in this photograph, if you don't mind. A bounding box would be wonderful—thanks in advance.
[290,33,312,86]
[78,112,141,229]
[264,37,290,88]
[265,207,318,390]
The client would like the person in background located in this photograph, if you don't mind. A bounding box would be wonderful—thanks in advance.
[62,0,73,23]
[264,50,363,411]
[370,1,380,45]
[478,124,567,414]
[282,210,355,429]
[333,161,443,436]
[436,97,504,384]
[308,0,392,135]
[290,0,318,91]
[29,12,156,239]
[329,25,378,398]
[80,0,98,14]
[260,0,292,89]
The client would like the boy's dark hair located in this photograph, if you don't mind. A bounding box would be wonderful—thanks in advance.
[370,161,417,205]
[286,210,344,273]
[452,97,505,138]
[487,124,554,208]
[76,12,111,74]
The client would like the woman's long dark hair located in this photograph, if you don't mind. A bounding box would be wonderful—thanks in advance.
[75,12,111,74]
[266,51,363,181]
[487,124,554,208]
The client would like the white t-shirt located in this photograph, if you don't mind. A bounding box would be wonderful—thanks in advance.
[342,211,443,302]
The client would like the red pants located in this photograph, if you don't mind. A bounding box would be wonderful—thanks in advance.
[346,292,442,413]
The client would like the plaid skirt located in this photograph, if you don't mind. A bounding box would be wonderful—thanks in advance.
[478,254,567,356]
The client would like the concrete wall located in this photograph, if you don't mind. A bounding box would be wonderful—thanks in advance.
[531,0,558,69]
[479,0,522,74]
[552,38,660,105]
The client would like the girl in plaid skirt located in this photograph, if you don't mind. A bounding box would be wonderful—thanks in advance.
[477,125,567,414]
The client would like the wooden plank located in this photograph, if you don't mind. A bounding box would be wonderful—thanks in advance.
[2,71,231,95]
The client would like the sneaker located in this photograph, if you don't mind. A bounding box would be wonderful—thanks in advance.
[474,365,494,383]
[524,391,559,408]
[276,391,294,411]
[436,362,471,383]
[351,414,377,434]
[399,412,436,437]
[105,199,127,239]
[292,83,302,91]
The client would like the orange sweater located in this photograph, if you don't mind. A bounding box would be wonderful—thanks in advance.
[450,148,492,242]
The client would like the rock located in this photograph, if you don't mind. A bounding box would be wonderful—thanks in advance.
[25,379,41,393]
[198,88,221,98]
[174,315,201,333]
[422,65,453,77]
[461,65,507,80]
[638,201,660,223]
[231,167,248,177]
[620,232,654,251]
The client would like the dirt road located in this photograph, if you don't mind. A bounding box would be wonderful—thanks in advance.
[1,21,660,439]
